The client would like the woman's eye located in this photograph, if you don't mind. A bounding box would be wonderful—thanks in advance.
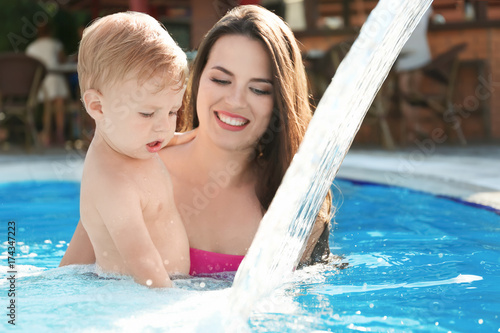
[251,87,271,96]
[169,110,178,117]
[140,112,154,118]
[211,78,230,85]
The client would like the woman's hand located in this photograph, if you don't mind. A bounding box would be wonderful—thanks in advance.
[166,128,198,147]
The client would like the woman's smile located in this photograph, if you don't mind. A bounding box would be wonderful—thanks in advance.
[214,110,250,130]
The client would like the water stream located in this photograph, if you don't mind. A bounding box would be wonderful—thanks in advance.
[229,0,434,324]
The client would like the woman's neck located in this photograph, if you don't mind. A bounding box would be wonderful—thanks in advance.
[187,134,257,187]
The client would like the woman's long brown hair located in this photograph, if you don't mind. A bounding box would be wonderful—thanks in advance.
[180,5,312,212]
[180,5,332,264]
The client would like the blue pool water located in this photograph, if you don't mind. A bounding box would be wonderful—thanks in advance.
[1,180,499,332]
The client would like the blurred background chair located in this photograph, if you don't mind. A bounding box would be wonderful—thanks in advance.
[400,43,468,145]
[0,53,47,151]
[307,39,396,149]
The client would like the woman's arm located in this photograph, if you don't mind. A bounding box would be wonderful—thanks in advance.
[299,191,332,266]
[59,220,96,266]
[300,215,329,265]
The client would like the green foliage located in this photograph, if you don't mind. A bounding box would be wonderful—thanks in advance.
[53,9,79,55]
[0,0,80,55]
[0,0,39,52]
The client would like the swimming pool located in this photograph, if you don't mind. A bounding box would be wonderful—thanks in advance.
[1,179,499,332]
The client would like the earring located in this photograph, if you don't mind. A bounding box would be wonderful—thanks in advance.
[257,143,264,159]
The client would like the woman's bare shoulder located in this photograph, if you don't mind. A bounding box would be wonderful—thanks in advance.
[160,129,197,167]
[159,142,195,181]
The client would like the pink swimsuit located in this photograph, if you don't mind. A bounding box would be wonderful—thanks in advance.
[189,248,245,276]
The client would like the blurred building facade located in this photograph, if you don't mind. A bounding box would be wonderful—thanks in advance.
[1,0,499,146]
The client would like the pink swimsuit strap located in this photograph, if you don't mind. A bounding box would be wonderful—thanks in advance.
[189,247,245,276]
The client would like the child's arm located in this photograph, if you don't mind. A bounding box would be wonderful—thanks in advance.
[98,186,172,288]
[59,220,96,266]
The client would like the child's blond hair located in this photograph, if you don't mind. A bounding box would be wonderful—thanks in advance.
[78,11,187,95]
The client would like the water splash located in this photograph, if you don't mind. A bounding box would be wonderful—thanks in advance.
[229,0,433,322]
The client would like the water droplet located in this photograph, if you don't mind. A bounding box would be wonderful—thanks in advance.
[44,240,52,244]
[478,319,483,324]
[356,310,361,315]
[146,279,153,286]
[200,282,206,288]
[164,259,170,265]
[435,322,439,326]
[438,253,443,258]
[369,303,374,308]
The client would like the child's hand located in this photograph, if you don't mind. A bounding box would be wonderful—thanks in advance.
[167,129,197,147]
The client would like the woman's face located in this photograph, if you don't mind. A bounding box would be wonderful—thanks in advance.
[196,34,274,153]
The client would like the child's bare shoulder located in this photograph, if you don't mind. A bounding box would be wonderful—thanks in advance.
[83,152,171,206]
[83,156,141,195]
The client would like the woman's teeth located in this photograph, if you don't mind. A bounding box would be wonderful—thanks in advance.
[217,112,248,126]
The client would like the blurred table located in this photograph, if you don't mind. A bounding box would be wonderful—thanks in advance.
[48,62,78,74]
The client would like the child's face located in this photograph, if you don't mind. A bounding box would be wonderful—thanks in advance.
[98,77,184,159]
[196,34,274,153]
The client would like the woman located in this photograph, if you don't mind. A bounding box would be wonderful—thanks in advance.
[26,22,70,146]
[60,5,331,275]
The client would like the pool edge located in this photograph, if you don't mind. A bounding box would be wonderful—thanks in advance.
[1,152,499,212]
[337,166,500,212]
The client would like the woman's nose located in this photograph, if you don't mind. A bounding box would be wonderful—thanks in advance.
[226,84,247,109]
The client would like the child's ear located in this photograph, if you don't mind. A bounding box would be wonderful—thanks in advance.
[82,89,104,120]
